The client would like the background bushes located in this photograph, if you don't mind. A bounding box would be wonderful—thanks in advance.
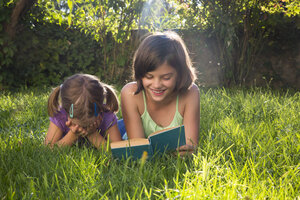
[0,0,299,90]
[6,22,105,87]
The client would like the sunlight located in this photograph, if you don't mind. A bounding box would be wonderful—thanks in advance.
[139,0,169,31]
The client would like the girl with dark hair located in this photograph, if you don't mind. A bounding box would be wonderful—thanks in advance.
[45,74,122,149]
[121,31,200,154]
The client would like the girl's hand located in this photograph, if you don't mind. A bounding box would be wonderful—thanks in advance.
[66,119,89,137]
[176,144,196,155]
[66,115,102,137]
[85,115,102,135]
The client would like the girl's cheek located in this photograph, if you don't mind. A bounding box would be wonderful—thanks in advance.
[164,79,175,86]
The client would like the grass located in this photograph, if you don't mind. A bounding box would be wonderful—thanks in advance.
[0,87,299,199]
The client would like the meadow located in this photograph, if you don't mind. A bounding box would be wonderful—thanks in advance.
[0,87,299,199]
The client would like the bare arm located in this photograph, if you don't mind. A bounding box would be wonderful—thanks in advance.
[181,84,200,151]
[87,123,121,149]
[105,124,122,142]
[121,83,145,139]
[44,121,79,147]
[86,131,105,149]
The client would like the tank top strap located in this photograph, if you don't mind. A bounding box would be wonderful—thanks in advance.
[142,90,147,111]
[176,95,179,112]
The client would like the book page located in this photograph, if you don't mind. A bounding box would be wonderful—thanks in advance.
[148,125,182,138]
[110,138,149,149]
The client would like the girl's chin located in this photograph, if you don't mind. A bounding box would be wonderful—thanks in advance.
[148,91,168,102]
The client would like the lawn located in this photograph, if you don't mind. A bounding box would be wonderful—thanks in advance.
[0,87,299,199]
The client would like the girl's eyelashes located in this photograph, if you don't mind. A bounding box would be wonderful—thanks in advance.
[144,74,153,79]
[144,74,173,80]
[162,76,172,80]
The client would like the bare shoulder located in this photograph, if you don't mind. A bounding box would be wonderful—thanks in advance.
[178,84,199,114]
[121,82,144,115]
[189,83,200,94]
[121,82,138,96]
[182,83,200,100]
[121,82,142,105]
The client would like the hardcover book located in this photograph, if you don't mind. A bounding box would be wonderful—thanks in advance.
[110,125,186,159]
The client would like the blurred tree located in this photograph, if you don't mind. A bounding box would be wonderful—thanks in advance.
[2,0,37,38]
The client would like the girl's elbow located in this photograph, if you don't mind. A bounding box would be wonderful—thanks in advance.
[44,139,54,148]
[44,136,58,147]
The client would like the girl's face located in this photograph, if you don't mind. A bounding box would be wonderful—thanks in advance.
[142,62,177,103]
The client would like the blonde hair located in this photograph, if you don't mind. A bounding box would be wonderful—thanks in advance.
[47,74,119,125]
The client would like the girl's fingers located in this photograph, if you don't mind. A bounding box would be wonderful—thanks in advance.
[80,129,88,137]
[82,132,89,137]
[74,124,79,130]
[68,119,100,137]
[77,125,89,137]
[90,123,95,128]
[71,125,77,133]
[66,120,71,127]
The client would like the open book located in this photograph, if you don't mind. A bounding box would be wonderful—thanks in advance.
[110,125,186,159]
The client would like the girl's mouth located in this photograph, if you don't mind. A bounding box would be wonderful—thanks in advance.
[151,89,166,96]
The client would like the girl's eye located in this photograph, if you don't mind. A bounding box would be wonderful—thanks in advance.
[163,76,171,80]
[145,75,153,79]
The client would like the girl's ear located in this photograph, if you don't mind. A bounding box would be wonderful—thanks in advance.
[47,86,60,117]
[104,85,119,112]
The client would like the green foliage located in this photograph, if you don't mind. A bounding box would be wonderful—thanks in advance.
[176,0,300,86]
[138,0,182,31]
[37,0,146,83]
[0,1,17,89]
[176,0,260,85]
[0,0,147,89]
[262,0,300,17]
[0,0,299,89]
[0,88,299,198]
[2,21,106,87]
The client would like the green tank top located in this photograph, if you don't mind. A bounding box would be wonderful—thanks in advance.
[141,91,183,137]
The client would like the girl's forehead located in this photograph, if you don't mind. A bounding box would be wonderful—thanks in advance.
[147,62,176,75]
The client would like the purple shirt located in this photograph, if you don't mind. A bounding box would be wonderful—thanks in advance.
[49,108,117,138]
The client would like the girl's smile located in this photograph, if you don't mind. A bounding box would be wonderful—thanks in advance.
[150,88,166,96]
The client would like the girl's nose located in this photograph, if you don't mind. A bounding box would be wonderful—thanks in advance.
[152,78,162,88]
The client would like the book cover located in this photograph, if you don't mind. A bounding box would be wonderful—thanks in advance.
[148,125,186,153]
[110,138,153,159]
[110,125,185,159]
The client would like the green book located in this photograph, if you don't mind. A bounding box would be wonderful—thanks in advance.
[110,125,186,159]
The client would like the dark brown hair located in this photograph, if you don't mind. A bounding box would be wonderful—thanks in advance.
[133,31,196,94]
[47,74,119,125]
